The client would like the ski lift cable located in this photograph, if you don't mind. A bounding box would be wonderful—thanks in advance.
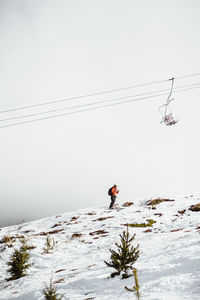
[0,79,169,114]
[175,72,200,80]
[0,72,200,115]
[0,84,200,129]
[0,81,200,124]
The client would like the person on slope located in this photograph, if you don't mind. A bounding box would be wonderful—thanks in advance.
[108,184,119,209]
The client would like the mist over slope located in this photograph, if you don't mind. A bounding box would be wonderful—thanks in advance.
[0,194,200,300]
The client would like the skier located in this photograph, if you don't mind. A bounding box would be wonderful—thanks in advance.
[108,184,119,209]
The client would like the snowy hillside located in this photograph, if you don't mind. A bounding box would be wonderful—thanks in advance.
[0,195,200,300]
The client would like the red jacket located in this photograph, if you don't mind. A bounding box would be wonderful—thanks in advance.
[111,186,119,196]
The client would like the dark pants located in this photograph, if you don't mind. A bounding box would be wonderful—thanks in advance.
[109,196,116,209]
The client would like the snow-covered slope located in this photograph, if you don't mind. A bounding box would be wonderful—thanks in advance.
[0,195,200,300]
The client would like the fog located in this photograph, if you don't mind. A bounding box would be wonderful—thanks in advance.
[0,0,200,227]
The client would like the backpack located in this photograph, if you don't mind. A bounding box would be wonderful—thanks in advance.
[108,187,113,196]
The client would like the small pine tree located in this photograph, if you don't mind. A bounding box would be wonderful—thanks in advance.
[7,237,30,281]
[105,226,139,279]
[43,278,63,300]
[43,235,55,254]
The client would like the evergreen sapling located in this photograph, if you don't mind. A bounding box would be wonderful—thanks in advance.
[105,225,139,279]
[7,237,31,281]
[43,235,55,254]
[43,278,64,300]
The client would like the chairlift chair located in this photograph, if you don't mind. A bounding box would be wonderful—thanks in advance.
[164,113,177,126]
[159,78,178,126]
[159,100,178,126]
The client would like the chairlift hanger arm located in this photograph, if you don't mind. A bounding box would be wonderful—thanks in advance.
[167,78,175,103]
[164,78,175,117]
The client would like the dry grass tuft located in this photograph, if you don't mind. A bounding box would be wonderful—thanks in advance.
[122,202,134,207]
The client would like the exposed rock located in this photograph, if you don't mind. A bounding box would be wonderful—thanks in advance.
[189,203,200,212]
[27,245,36,250]
[178,209,186,215]
[23,230,34,233]
[88,264,96,268]
[55,269,66,273]
[89,230,108,236]
[51,223,62,228]
[71,233,83,239]
[154,213,163,217]
[93,235,108,239]
[70,216,79,221]
[170,228,183,232]
[93,216,114,222]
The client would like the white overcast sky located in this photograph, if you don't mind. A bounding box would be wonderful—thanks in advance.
[0,0,200,226]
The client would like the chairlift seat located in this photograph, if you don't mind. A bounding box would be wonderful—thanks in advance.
[164,113,177,126]
[159,77,178,126]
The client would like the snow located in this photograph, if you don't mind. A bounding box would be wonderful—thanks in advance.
[0,194,200,300]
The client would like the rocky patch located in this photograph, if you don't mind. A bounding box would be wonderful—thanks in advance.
[189,203,200,212]
[93,216,114,222]
[146,198,175,206]
[89,230,108,236]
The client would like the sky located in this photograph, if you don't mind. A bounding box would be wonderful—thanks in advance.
[0,0,200,227]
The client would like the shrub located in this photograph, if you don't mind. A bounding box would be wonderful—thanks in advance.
[127,219,156,228]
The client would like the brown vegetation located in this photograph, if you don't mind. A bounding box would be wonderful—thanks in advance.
[146,198,175,206]
[53,278,64,284]
[0,236,14,244]
[122,202,134,207]
[36,229,64,236]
